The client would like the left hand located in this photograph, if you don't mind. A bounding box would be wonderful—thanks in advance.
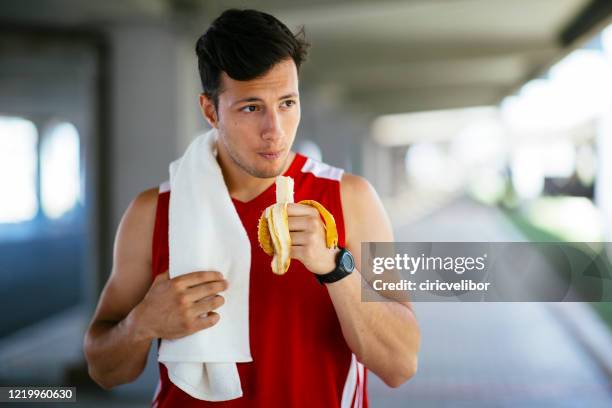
[287,203,340,275]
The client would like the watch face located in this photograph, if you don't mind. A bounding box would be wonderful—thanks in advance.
[341,250,355,271]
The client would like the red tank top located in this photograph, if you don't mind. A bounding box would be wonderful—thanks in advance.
[150,152,368,408]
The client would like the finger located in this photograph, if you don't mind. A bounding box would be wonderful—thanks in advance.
[287,215,313,232]
[290,245,306,262]
[192,295,225,316]
[191,311,220,333]
[184,279,228,302]
[286,203,318,217]
[174,271,224,288]
[289,231,310,246]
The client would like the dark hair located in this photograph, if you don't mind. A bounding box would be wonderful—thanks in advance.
[195,9,310,110]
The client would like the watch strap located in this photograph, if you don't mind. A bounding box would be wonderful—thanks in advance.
[316,247,354,285]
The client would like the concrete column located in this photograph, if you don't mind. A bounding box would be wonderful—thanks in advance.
[109,23,199,230]
[362,137,394,198]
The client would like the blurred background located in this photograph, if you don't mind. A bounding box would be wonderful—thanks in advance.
[1,0,611,407]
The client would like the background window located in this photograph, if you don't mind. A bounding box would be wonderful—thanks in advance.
[40,122,81,219]
[0,116,38,223]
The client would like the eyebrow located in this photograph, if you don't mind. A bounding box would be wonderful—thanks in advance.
[233,92,299,106]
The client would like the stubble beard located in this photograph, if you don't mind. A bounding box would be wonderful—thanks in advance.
[223,139,288,179]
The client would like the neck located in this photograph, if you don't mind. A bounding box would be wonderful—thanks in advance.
[216,143,296,202]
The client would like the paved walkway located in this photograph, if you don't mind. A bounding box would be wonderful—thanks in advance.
[370,196,612,407]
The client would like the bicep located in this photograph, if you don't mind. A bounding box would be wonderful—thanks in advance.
[91,188,159,324]
[341,174,393,271]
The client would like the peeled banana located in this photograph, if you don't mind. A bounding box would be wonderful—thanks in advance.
[257,176,338,275]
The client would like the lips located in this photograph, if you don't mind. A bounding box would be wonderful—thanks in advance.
[258,150,283,159]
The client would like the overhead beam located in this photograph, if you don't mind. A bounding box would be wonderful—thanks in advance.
[560,0,612,46]
[495,0,611,107]
[304,54,532,91]
[346,84,502,115]
[0,0,170,25]
[305,39,558,68]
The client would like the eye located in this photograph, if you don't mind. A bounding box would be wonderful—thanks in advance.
[281,100,296,108]
[241,105,259,113]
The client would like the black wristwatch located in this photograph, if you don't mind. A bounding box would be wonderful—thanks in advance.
[316,247,355,285]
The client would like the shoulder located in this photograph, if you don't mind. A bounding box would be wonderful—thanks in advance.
[127,187,160,220]
[340,173,375,199]
[340,173,380,215]
[339,172,379,221]
[340,172,393,242]
[116,187,160,262]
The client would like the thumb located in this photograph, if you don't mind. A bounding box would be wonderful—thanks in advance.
[156,270,170,281]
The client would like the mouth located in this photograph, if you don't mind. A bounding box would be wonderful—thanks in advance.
[258,150,283,160]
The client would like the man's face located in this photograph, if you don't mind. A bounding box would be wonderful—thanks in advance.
[211,58,301,178]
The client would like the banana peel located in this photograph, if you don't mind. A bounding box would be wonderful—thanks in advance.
[257,176,338,275]
[296,199,339,250]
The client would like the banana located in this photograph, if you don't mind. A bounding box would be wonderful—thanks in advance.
[257,175,338,275]
[296,199,339,249]
[257,176,293,274]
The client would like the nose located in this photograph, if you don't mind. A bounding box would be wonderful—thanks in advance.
[261,107,282,142]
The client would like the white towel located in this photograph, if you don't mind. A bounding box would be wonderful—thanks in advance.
[157,128,252,401]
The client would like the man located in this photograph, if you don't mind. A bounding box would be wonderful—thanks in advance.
[84,9,420,407]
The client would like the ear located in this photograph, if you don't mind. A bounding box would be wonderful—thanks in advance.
[199,94,218,128]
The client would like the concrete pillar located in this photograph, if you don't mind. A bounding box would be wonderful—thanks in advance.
[109,23,200,230]
[362,137,394,198]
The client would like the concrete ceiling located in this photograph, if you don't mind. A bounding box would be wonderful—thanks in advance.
[1,0,610,115]
[203,0,611,114]
[267,0,606,114]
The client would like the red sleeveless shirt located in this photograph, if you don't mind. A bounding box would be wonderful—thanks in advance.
[150,153,368,408]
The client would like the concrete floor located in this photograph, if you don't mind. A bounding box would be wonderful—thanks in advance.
[367,197,612,407]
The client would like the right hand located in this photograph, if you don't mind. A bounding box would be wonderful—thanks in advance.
[135,270,228,340]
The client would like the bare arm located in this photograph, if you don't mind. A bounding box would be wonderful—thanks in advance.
[327,174,420,387]
[83,188,159,389]
[288,174,420,387]
[83,188,227,389]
